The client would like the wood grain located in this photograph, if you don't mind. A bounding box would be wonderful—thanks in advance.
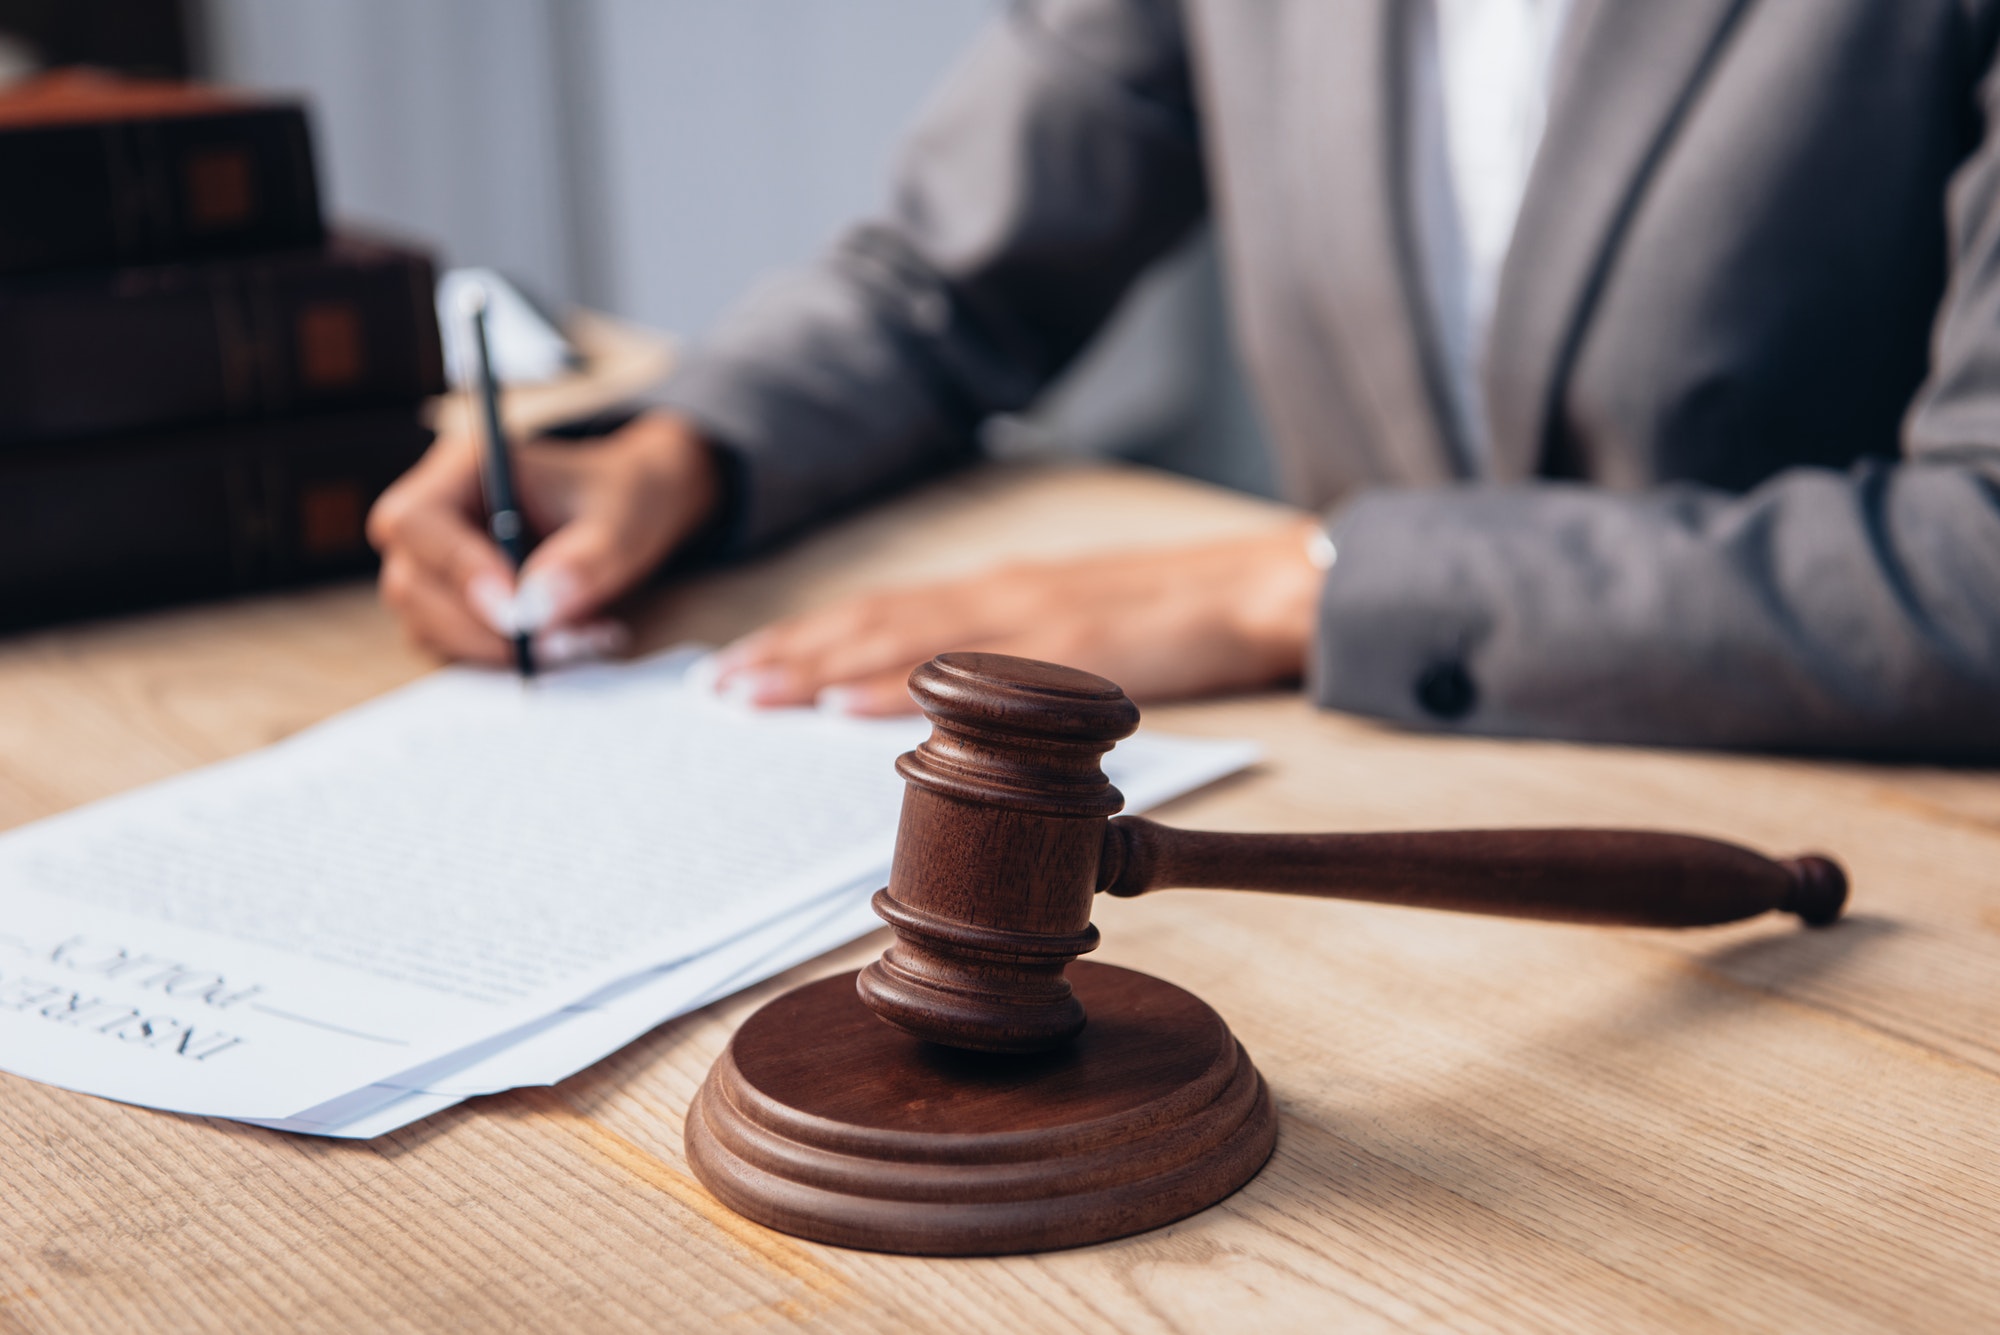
[1,461,1997,1331]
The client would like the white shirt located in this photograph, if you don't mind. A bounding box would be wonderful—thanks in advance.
[1406,0,1575,471]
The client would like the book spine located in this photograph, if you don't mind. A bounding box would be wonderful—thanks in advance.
[0,106,325,275]
[0,244,446,447]
[0,409,433,631]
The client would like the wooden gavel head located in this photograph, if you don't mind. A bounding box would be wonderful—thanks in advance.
[857,652,1139,1054]
[858,652,1848,1055]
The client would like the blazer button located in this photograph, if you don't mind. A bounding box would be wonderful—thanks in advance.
[1414,660,1477,720]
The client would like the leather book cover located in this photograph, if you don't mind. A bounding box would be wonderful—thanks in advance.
[0,70,324,274]
[0,406,431,630]
[0,232,447,447]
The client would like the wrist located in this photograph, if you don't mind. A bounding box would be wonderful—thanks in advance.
[629,410,723,538]
[1231,517,1327,681]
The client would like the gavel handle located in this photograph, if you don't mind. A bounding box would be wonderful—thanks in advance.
[1097,816,1847,928]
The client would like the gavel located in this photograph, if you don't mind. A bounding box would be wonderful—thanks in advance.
[687,652,1847,1258]
[859,653,1844,1053]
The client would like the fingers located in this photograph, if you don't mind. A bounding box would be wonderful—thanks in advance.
[379,554,512,666]
[367,436,508,586]
[509,414,722,631]
[510,504,649,631]
[367,431,634,663]
[813,668,924,717]
[538,620,633,667]
[368,433,517,645]
[368,412,723,662]
[704,523,1321,715]
[712,582,1016,708]
[380,552,630,670]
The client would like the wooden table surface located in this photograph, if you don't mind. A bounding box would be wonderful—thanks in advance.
[2,462,1996,1334]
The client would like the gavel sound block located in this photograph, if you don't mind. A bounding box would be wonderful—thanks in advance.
[686,654,1847,1256]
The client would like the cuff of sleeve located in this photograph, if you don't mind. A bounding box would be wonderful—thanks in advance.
[647,356,839,557]
[651,353,979,559]
[1309,489,1496,730]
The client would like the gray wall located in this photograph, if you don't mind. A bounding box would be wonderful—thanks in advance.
[561,1,996,332]
[205,0,581,307]
[201,0,1273,493]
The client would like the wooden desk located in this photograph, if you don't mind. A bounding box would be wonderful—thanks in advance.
[2,463,1996,1333]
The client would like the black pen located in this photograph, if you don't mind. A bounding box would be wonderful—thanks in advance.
[463,284,538,678]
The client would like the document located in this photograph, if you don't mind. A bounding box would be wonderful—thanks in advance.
[260,879,890,1139]
[0,649,1257,1133]
[259,730,1258,1139]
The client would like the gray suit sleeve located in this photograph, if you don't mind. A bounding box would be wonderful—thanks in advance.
[1315,459,2000,756]
[655,0,1205,552]
[1315,88,2000,760]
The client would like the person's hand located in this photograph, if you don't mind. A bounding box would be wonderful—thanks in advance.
[710,517,1325,714]
[366,410,720,666]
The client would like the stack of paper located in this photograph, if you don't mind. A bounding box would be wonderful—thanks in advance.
[0,649,1256,1138]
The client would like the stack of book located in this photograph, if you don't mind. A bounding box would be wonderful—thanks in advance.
[0,70,445,630]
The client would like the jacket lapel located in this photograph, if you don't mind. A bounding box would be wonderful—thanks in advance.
[1483,0,1756,480]
[1284,0,1463,485]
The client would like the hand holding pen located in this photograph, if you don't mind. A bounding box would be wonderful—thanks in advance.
[365,305,722,671]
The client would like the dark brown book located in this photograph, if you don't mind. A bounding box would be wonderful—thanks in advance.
[0,406,430,630]
[0,70,324,274]
[0,232,446,447]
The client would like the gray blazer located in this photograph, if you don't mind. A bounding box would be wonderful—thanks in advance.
[660,0,2000,758]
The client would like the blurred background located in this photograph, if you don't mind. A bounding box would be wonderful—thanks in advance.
[0,0,1275,495]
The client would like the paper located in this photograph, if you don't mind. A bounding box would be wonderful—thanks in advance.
[0,649,915,1118]
[0,648,1259,1134]
[262,728,1259,1140]
[254,726,1260,1139]
[249,878,887,1137]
